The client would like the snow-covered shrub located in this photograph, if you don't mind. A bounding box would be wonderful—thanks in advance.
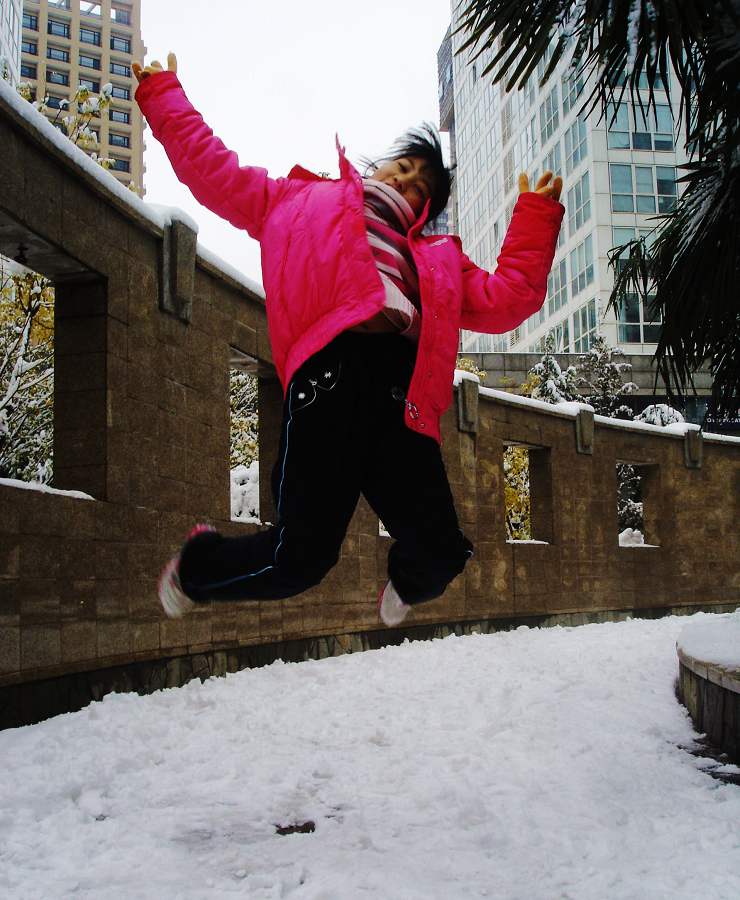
[455,357,487,381]
[528,333,579,403]
[576,334,637,419]
[634,403,684,426]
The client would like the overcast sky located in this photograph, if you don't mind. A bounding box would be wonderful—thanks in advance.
[140,0,455,282]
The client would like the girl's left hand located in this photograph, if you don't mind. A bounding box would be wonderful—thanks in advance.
[518,170,563,201]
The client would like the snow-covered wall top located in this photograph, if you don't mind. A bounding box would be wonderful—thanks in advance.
[0,79,265,301]
[453,371,739,445]
[677,612,740,672]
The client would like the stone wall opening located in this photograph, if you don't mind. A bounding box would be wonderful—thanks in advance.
[0,257,55,485]
[229,349,260,523]
[503,444,553,543]
[616,462,660,546]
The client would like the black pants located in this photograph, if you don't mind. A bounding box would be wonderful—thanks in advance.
[179,332,473,606]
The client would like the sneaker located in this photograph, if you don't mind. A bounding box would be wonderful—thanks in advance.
[378,580,411,627]
[157,523,216,618]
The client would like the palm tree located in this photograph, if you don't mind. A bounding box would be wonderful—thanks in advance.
[454,0,740,420]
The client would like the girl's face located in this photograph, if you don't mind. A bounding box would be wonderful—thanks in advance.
[369,156,433,217]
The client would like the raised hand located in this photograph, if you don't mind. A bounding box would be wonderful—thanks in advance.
[132,52,177,84]
[518,170,563,202]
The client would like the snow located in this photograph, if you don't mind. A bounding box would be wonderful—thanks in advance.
[677,612,740,671]
[0,476,94,500]
[478,385,593,419]
[506,539,549,544]
[619,527,644,546]
[196,242,265,300]
[230,461,260,523]
[1,614,739,899]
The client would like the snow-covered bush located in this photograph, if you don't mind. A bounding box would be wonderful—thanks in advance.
[0,268,54,483]
[634,403,684,426]
[576,334,637,419]
[529,333,579,403]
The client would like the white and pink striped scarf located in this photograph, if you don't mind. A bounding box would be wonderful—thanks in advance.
[360,178,421,340]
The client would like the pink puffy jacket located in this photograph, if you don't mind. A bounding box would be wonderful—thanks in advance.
[136,72,564,444]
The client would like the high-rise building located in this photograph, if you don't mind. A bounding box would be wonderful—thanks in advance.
[1,0,22,84]
[19,0,146,194]
[442,14,688,356]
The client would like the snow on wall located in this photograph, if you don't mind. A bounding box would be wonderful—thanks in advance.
[0,79,265,302]
[677,612,740,670]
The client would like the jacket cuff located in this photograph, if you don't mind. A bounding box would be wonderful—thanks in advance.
[514,190,565,225]
[134,70,182,108]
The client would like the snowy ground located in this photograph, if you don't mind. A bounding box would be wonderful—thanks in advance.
[2,614,740,900]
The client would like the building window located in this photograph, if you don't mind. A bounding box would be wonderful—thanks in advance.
[656,166,677,212]
[549,318,570,352]
[573,299,597,352]
[79,76,100,93]
[547,259,568,317]
[110,34,131,53]
[20,62,37,79]
[564,114,588,174]
[539,85,559,146]
[47,45,70,63]
[569,234,594,297]
[111,6,132,25]
[111,156,130,172]
[79,53,101,69]
[46,95,66,109]
[80,27,102,46]
[110,61,130,77]
[519,116,537,173]
[48,18,71,38]
[48,0,71,8]
[80,2,102,16]
[542,140,562,180]
[47,68,69,86]
[635,166,656,213]
[562,68,585,116]
[567,171,591,236]
[609,163,634,212]
[22,39,38,55]
[109,107,130,124]
[612,227,663,344]
[610,165,677,214]
[607,102,630,149]
[609,102,675,151]
[23,13,39,31]
[109,131,130,148]
[110,83,130,100]
[501,97,513,146]
[503,146,515,194]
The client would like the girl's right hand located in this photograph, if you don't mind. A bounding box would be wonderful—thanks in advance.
[132,52,177,84]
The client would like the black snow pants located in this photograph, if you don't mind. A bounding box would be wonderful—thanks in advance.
[179,331,473,606]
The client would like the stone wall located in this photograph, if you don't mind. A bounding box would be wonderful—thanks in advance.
[1,87,739,728]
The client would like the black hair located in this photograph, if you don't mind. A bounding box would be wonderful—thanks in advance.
[363,123,454,222]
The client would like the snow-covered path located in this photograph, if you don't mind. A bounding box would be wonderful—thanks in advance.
[2,614,739,900]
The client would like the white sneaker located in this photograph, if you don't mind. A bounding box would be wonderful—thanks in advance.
[378,580,411,627]
[157,524,216,618]
[157,555,195,618]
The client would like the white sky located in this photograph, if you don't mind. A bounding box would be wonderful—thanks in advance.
[140,0,455,282]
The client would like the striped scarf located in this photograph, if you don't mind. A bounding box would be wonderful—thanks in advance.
[361,178,421,339]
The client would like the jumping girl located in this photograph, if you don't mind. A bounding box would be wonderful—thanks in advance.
[133,53,564,627]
